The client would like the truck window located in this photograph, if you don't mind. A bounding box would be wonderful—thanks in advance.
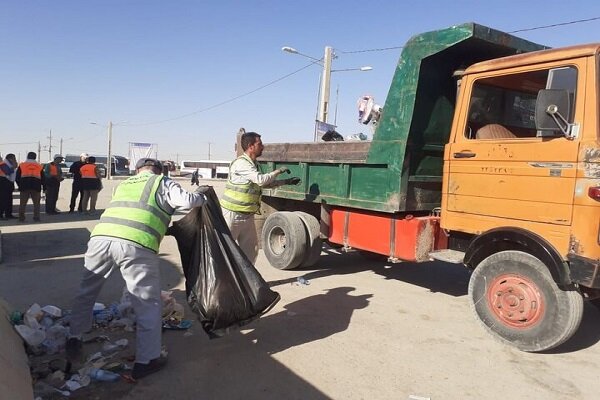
[465,67,577,139]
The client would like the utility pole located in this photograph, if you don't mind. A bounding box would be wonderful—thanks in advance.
[207,142,212,160]
[318,46,333,123]
[60,138,63,155]
[47,129,53,162]
[38,141,41,158]
[107,121,113,180]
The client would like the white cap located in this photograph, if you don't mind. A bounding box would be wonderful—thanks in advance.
[80,153,89,158]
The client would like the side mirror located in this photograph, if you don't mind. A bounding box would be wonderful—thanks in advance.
[535,89,576,139]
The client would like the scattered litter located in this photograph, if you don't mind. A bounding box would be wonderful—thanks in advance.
[287,311,297,316]
[83,334,110,344]
[88,367,121,382]
[408,395,431,400]
[163,319,192,330]
[15,324,46,346]
[102,338,129,355]
[183,331,194,337]
[103,362,128,373]
[41,305,62,317]
[295,276,310,286]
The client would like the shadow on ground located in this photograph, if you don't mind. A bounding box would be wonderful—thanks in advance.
[269,246,471,297]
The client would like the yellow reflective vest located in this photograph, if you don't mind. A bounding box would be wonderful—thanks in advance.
[91,172,172,252]
[220,155,262,214]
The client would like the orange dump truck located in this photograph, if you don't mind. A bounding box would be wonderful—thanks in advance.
[248,23,600,352]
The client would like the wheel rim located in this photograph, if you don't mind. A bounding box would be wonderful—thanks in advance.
[268,226,287,255]
[487,274,545,329]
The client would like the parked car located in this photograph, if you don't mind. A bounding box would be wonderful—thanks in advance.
[95,163,107,178]
[60,162,73,178]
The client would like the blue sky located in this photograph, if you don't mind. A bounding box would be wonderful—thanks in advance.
[2,1,600,163]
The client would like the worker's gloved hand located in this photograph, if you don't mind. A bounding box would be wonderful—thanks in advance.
[194,185,212,195]
[286,177,301,185]
[278,167,291,174]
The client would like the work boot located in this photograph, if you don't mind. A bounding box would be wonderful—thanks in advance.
[131,356,168,380]
[65,337,82,361]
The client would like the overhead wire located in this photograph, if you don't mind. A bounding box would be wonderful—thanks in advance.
[95,15,600,128]
[338,16,600,54]
[124,60,321,127]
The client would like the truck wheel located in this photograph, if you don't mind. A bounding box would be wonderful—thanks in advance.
[295,212,323,268]
[262,212,307,270]
[468,250,583,352]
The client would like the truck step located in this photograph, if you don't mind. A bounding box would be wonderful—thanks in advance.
[428,249,465,264]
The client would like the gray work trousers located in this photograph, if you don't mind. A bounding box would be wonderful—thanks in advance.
[69,238,162,364]
[221,208,258,264]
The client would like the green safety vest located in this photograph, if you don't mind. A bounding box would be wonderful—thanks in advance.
[91,172,173,253]
[220,155,262,214]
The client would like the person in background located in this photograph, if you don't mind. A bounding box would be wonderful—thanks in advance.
[69,153,88,213]
[43,154,64,214]
[191,168,199,186]
[220,131,301,263]
[0,153,17,220]
[16,151,45,222]
[80,156,102,215]
[67,158,207,380]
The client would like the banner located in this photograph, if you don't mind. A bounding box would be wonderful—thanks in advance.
[129,142,158,172]
[314,120,337,142]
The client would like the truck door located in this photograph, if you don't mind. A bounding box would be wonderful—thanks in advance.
[446,66,580,227]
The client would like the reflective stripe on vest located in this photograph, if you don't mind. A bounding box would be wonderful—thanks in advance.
[19,162,42,179]
[80,164,97,178]
[91,173,172,252]
[219,156,262,214]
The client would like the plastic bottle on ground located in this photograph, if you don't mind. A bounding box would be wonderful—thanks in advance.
[88,368,121,382]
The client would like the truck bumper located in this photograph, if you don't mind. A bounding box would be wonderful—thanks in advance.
[568,254,600,288]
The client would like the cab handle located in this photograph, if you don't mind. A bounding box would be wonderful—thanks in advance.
[453,152,476,158]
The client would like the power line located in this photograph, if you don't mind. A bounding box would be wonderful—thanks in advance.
[339,16,600,54]
[508,16,600,33]
[112,15,599,128]
[125,60,320,127]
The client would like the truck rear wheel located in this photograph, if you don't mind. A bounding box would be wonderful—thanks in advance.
[295,212,323,268]
[262,212,307,270]
[468,250,583,352]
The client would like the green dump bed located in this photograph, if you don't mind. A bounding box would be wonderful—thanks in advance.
[259,23,546,213]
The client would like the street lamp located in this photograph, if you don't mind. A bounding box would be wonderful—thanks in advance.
[282,45,372,124]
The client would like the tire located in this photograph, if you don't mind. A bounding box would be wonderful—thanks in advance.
[262,211,308,270]
[295,211,323,268]
[468,250,584,352]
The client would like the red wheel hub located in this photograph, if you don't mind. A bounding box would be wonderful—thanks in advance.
[487,274,545,329]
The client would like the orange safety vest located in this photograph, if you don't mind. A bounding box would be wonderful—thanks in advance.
[48,163,59,177]
[0,162,6,177]
[80,163,97,179]
[19,161,42,179]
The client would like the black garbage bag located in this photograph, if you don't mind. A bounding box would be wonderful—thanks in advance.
[168,186,280,338]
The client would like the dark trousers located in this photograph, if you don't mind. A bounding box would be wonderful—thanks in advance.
[0,178,14,217]
[70,181,83,212]
[45,179,60,213]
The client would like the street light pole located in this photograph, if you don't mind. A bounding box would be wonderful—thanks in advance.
[107,121,113,180]
[318,46,333,123]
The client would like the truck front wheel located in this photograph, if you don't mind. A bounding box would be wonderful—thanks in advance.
[262,212,307,270]
[468,250,583,352]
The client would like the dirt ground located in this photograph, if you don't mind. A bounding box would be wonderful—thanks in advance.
[0,177,599,400]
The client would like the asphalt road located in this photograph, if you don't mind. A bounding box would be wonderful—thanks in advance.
[0,177,599,400]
